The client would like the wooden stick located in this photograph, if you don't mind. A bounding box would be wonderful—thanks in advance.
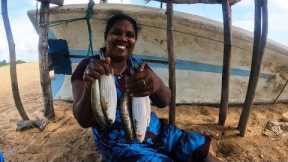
[1,0,30,120]
[38,2,55,120]
[152,0,241,5]
[219,0,232,126]
[238,0,262,136]
[238,0,268,136]
[273,79,288,104]
[166,0,176,125]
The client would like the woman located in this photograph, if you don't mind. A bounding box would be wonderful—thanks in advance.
[72,13,214,162]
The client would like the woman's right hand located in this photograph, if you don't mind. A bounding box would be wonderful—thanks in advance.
[82,57,112,83]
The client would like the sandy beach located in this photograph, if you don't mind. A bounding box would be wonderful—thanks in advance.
[0,63,288,162]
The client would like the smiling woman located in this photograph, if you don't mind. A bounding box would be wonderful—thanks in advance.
[104,14,138,66]
[71,13,215,162]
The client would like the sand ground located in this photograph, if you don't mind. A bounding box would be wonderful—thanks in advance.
[0,63,287,162]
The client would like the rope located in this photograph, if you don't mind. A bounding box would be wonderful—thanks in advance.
[35,1,39,27]
[86,0,95,56]
[48,0,95,56]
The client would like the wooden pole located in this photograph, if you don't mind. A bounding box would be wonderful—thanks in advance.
[238,0,268,136]
[166,0,176,124]
[219,0,232,126]
[38,2,55,120]
[1,0,30,120]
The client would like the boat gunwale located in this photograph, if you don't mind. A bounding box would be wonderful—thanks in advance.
[27,3,288,56]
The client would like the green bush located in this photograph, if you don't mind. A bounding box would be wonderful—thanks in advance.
[0,59,26,67]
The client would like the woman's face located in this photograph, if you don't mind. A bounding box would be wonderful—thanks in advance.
[105,20,136,61]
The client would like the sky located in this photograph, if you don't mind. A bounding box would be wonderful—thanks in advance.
[0,0,288,62]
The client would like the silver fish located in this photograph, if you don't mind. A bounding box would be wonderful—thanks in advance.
[91,80,108,130]
[99,74,117,125]
[120,92,135,141]
[132,96,151,142]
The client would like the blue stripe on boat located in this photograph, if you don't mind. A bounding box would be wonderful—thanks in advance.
[68,49,274,79]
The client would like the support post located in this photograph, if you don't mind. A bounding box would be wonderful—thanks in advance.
[166,0,176,124]
[38,2,55,120]
[238,0,268,136]
[219,0,232,126]
[1,0,30,121]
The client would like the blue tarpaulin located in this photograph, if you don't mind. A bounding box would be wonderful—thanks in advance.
[48,39,72,74]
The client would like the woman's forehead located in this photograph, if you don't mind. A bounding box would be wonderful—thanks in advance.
[110,20,135,31]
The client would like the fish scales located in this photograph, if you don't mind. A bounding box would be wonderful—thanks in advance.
[99,74,117,125]
[120,93,135,141]
[132,96,151,142]
[91,80,108,130]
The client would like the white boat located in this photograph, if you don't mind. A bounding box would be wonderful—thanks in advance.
[28,3,288,104]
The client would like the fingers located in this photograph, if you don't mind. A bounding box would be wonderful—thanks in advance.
[127,64,163,97]
[104,57,111,65]
[132,91,151,97]
[129,79,154,97]
[127,66,155,97]
[83,73,95,82]
[99,57,112,74]
[127,78,152,91]
[126,72,146,90]
[130,63,148,81]
[97,57,112,74]
[82,57,112,82]
[137,63,147,72]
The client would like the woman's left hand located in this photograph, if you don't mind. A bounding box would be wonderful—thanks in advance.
[126,64,161,97]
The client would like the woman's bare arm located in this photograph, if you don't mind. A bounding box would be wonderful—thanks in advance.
[72,79,96,128]
[148,69,171,108]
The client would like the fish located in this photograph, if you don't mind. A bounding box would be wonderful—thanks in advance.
[132,96,151,142]
[99,74,118,125]
[91,79,108,130]
[120,92,135,141]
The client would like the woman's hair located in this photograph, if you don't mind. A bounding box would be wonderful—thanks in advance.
[104,13,139,40]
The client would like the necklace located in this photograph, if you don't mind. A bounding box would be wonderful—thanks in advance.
[100,50,129,80]
[114,66,128,80]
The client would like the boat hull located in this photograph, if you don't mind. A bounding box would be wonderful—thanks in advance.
[28,4,288,104]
